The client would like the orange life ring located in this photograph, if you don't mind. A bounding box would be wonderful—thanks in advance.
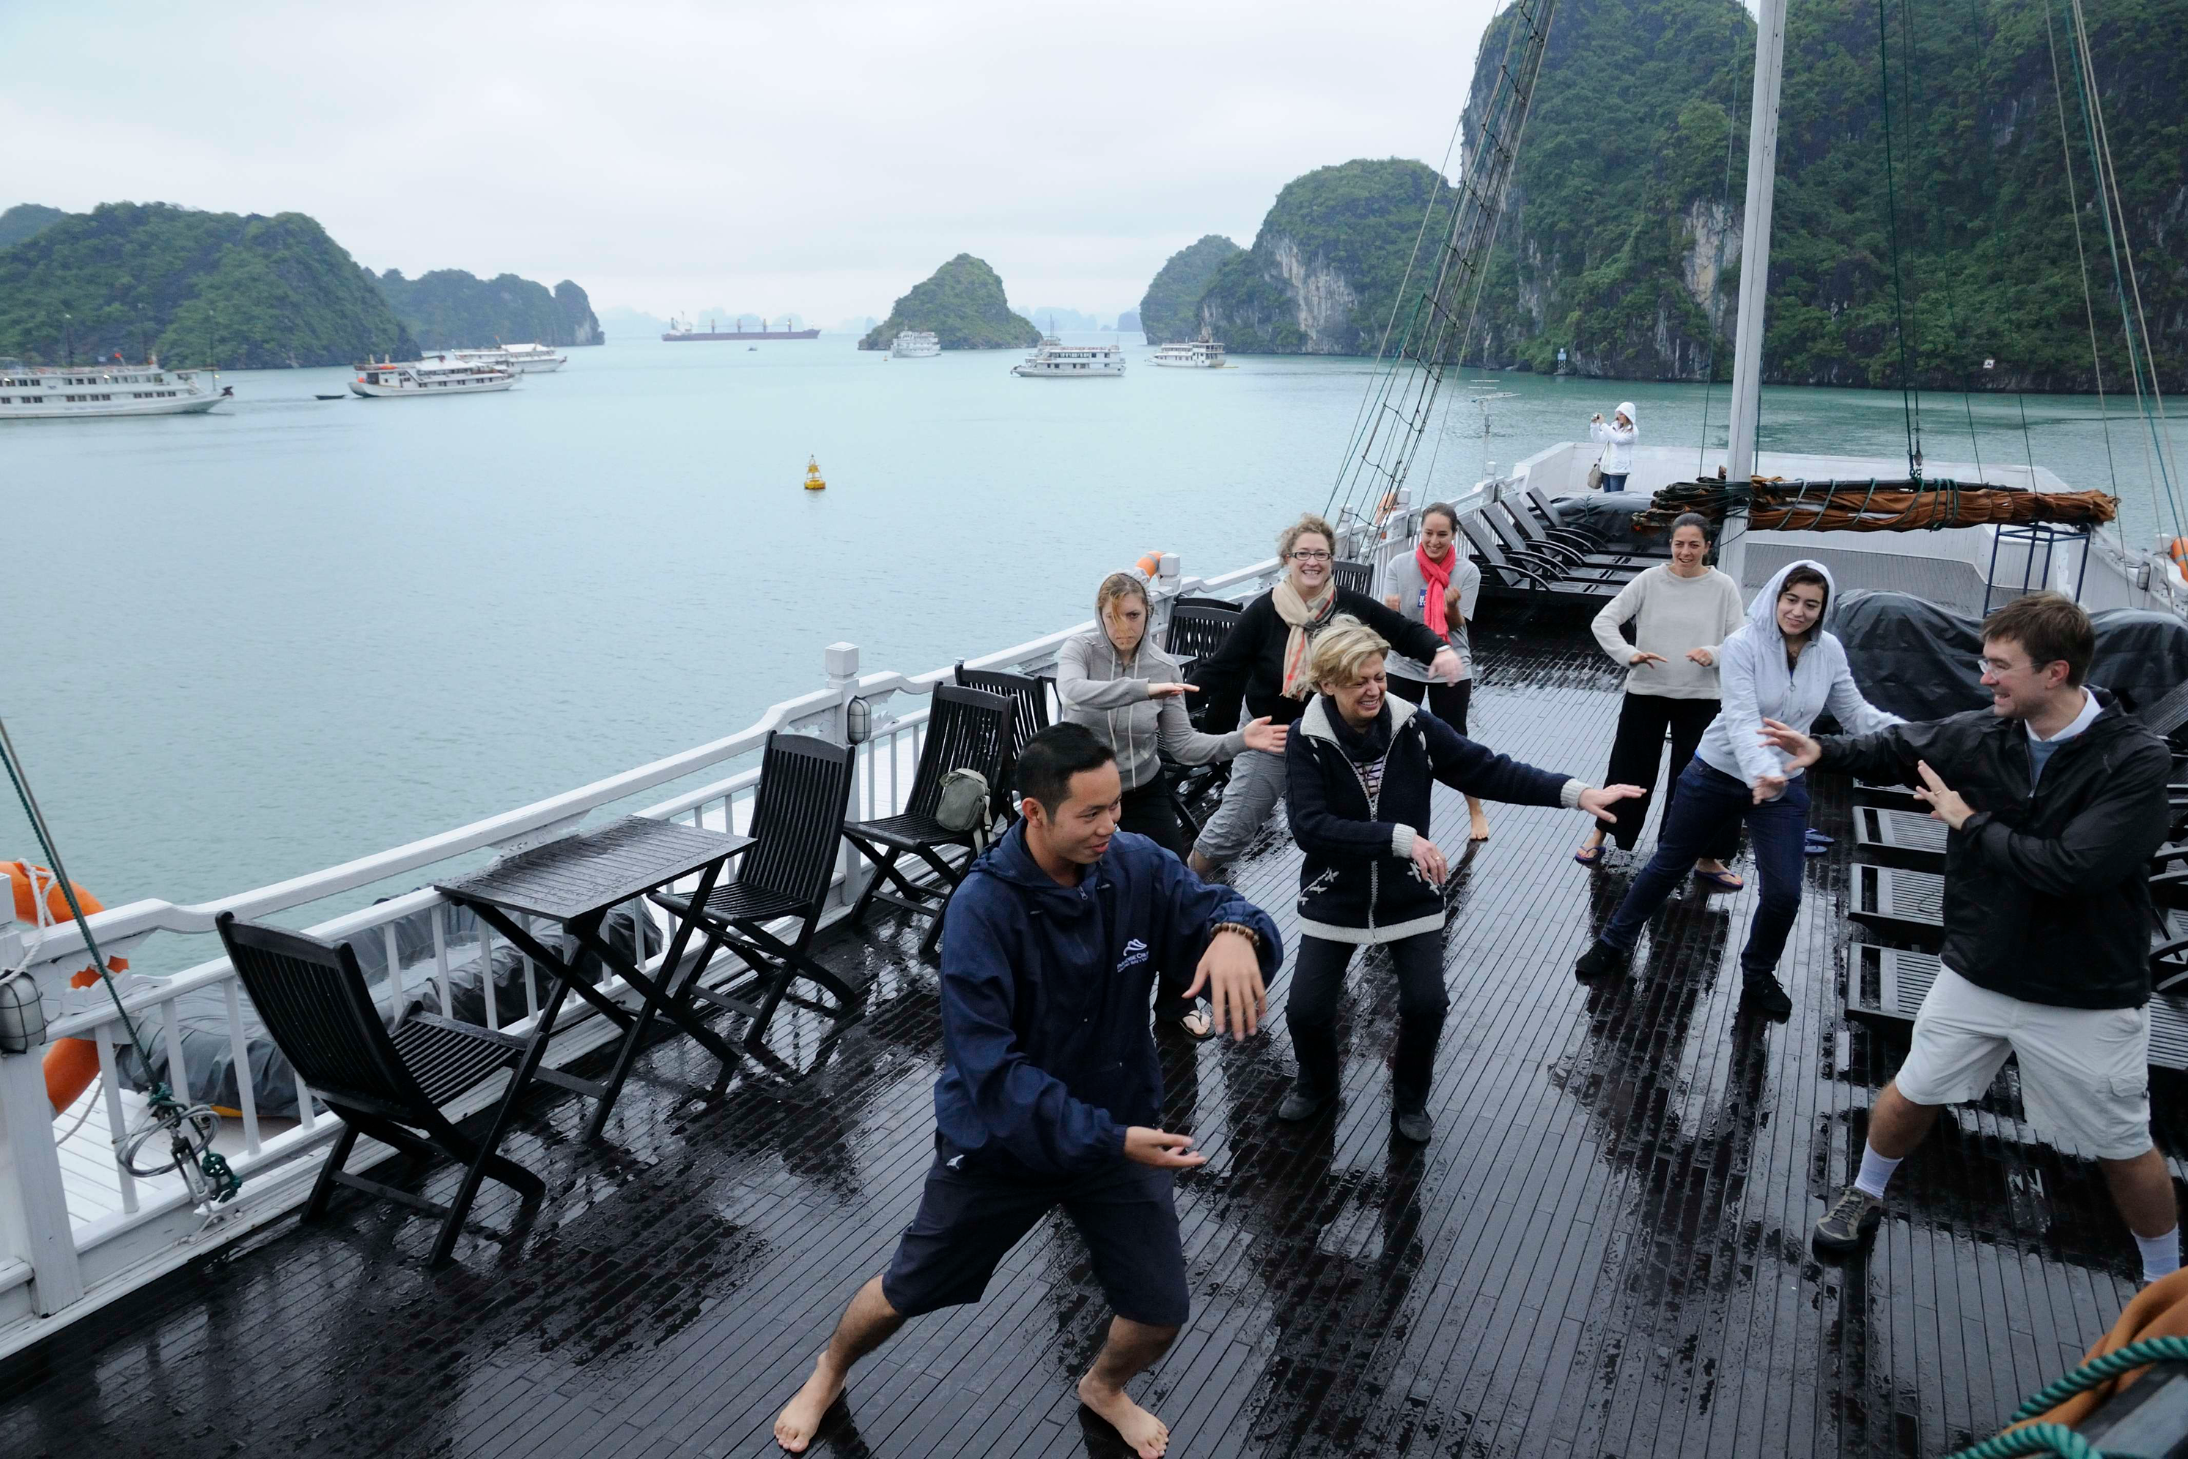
[2169,538,2188,568]
[6,862,128,1116]
[1136,550,1167,579]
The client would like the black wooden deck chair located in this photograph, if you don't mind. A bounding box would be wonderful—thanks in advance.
[1481,502,1643,585]
[1459,516,1620,604]
[1330,559,1375,596]
[954,663,1051,821]
[1524,486,1672,559]
[655,733,860,1053]
[1496,499,1649,572]
[842,684,1010,961]
[1164,600,1246,838]
[214,911,546,1267]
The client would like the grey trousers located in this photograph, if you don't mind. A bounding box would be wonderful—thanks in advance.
[1192,746,1288,867]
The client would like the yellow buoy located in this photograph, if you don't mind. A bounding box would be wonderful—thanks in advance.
[804,456,827,492]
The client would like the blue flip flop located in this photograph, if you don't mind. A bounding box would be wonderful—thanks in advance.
[1693,867,1744,891]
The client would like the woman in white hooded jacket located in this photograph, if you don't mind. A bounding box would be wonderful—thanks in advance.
[1572,559,1900,1017]
[1590,402,1637,492]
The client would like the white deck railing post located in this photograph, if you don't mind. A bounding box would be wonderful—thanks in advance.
[824,643,861,747]
[0,960,85,1315]
[1148,552,1182,642]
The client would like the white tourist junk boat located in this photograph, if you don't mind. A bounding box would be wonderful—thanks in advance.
[0,359,227,420]
[449,343,567,373]
[1149,337,1227,369]
[890,330,940,359]
[348,356,517,398]
[1011,336,1126,378]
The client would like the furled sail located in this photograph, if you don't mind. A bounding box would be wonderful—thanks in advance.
[1633,477,2119,533]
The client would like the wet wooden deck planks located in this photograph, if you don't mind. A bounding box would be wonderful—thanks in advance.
[1,620,2174,1459]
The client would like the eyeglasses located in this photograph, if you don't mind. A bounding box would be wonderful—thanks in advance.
[1976,658,2025,676]
[1290,549,1332,562]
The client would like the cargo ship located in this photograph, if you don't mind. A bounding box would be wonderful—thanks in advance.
[661,315,820,341]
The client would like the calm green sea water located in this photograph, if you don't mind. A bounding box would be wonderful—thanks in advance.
[0,335,2161,965]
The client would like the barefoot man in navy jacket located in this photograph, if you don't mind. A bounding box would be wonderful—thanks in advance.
[774,724,1281,1456]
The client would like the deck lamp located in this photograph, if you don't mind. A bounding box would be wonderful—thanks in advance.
[846,696,872,745]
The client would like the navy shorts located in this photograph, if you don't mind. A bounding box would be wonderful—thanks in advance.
[881,1141,1190,1327]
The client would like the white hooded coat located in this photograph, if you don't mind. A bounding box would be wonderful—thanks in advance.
[1693,558,1900,789]
[1590,401,1638,475]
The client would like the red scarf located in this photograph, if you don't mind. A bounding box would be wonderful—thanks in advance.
[1415,543,1454,639]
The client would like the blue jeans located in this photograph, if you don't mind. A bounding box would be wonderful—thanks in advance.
[1597,758,1810,976]
[1601,473,1629,493]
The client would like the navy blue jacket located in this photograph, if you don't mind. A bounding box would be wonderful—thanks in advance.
[1287,693,1576,943]
[933,823,1281,1177]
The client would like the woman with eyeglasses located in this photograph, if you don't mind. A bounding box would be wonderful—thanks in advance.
[1186,512,1460,879]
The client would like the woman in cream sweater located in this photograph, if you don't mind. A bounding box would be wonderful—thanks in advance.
[1574,513,1747,887]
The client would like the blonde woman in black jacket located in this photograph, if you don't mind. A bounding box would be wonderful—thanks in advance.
[1281,618,1636,1142]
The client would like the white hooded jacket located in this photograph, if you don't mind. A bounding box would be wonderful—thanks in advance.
[1590,401,1637,476]
[1694,558,1900,788]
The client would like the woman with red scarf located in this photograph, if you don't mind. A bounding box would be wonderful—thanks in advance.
[1382,502,1491,840]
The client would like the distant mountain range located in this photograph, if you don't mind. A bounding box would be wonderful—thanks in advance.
[0,200,603,367]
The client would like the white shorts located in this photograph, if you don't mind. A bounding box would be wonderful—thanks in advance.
[1895,966,2153,1161]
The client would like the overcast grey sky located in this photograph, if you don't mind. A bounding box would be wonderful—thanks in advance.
[3,1,1507,321]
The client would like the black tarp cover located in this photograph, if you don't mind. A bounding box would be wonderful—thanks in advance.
[1828,590,2188,723]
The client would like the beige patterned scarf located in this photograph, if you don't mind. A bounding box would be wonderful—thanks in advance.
[1272,579,1337,698]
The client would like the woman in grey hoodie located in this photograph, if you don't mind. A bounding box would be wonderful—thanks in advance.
[1058,572,1285,1036]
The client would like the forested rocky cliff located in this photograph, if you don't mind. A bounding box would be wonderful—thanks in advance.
[375,269,603,350]
[858,255,1042,350]
[1462,0,2186,389]
[1140,235,1239,344]
[1195,161,1458,355]
[0,203,415,367]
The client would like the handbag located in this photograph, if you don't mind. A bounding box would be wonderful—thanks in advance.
[1587,454,1604,492]
[934,768,995,852]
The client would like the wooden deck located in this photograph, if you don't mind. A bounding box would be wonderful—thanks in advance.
[2,619,2175,1459]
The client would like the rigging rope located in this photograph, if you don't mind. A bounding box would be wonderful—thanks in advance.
[0,718,240,1206]
[2057,0,2182,544]
[1872,0,1923,476]
[2042,0,2123,511]
[1695,18,1745,476]
[1324,0,1558,533]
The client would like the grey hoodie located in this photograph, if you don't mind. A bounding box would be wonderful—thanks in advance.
[1694,557,1899,787]
[1056,628,1248,793]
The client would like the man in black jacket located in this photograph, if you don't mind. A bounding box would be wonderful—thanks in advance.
[1759,593,2178,1280]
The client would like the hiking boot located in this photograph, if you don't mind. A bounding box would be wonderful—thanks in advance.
[1813,1185,1883,1254]
[1573,940,1628,984]
[1741,972,1794,1022]
[1277,1087,1334,1123]
[1392,1106,1433,1144]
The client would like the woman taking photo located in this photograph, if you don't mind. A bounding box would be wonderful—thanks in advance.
[1575,512,1746,884]
[1057,571,1284,1037]
[1383,501,1492,843]
[1283,618,1636,1142]
[1188,512,1461,880]
[1572,560,1899,1019]
[1590,402,1637,492]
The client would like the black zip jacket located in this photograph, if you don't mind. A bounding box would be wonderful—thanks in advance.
[1814,688,2169,1009]
[1190,588,1449,731]
[1286,693,1577,944]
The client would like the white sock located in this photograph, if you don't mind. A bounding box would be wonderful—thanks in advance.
[2137,1227,2180,1284]
[1854,1145,1901,1200]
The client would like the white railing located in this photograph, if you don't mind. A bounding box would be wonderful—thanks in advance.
[0,555,1283,1353]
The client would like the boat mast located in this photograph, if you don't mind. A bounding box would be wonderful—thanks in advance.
[1719,0,1789,586]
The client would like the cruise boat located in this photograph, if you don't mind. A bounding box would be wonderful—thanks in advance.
[347,356,517,398]
[0,358,227,419]
[1010,335,1125,377]
[1149,336,1227,368]
[449,343,566,373]
[889,330,940,358]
